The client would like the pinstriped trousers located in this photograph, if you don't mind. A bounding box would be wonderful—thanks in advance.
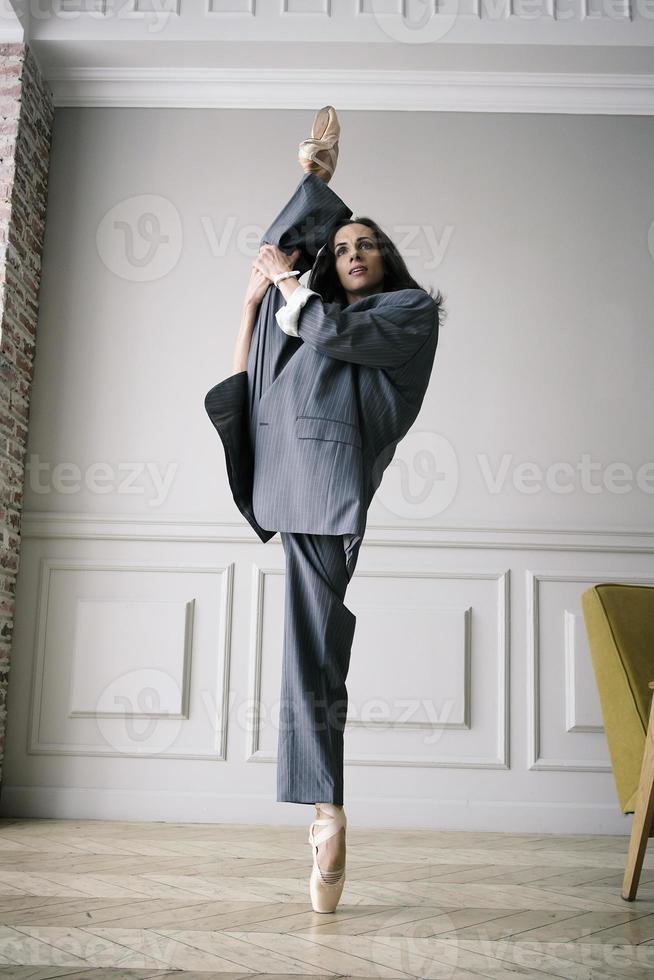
[248,173,362,804]
[276,532,359,804]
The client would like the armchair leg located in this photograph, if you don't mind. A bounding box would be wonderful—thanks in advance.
[622,682,654,901]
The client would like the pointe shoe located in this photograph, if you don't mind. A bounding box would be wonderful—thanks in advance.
[298,105,340,183]
[308,803,347,913]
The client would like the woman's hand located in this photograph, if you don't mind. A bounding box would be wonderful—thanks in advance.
[244,264,272,309]
[253,245,302,286]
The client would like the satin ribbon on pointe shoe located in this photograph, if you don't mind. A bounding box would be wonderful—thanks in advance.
[298,132,340,180]
[308,803,347,913]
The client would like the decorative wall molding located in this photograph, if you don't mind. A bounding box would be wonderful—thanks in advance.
[59,0,108,12]
[527,570,654,773]
[8,513,652,831]
[40,0,654,34]
[27,556,234,760]
[207,0,255,12]
[42,67,654,114]
[68,596,196,720]
[563,608,603,734]
[0,783,633,832]
[19,511,654,553]
[132,0,182,15]
[247,565,508,768]
[282,0,332,13]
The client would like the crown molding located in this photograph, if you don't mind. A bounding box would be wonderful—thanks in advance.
[43,66,654,112]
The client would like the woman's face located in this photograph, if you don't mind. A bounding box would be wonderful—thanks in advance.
[333,223,385,301]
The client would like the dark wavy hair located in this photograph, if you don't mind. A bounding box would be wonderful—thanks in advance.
[306,216,446,321]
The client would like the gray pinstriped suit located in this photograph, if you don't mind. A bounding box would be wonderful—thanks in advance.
[205,172,440,804]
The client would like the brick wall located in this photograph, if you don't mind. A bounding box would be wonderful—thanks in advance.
[0,44,54,784]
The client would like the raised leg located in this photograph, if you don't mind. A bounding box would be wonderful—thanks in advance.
[204,174,352,543]
[260,170,353,271]
[246,173,353,447]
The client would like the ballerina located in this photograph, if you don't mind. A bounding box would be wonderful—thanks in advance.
[205,106,444,912]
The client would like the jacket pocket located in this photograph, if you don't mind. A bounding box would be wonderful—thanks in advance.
[295,415,362,448]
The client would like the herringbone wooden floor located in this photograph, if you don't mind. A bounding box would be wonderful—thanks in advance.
[0,817,653,979]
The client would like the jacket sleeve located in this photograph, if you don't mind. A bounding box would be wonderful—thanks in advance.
[276,284,438,369]
[204,370,276,545]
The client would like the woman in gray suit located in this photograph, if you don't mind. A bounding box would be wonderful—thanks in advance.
[212,107,444,913]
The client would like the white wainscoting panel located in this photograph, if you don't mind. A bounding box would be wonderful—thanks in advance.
[2,513,653,832]
[25,556,233,760]
[528,570,654,773]
[70,596,194,719]
[249,564,508,768]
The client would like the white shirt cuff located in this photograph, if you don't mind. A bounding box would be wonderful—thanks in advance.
[275,284,320,337]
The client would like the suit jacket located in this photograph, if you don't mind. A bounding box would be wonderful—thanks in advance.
[204,282,440,546]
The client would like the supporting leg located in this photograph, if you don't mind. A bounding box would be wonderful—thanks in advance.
[276,532,356,805]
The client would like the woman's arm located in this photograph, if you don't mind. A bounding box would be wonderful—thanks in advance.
[276,277,302,304]
[232,301,258,375]
[232,253,287,375]
[254,244,303,306]
[280,287,438,369]
[232,246,303,374]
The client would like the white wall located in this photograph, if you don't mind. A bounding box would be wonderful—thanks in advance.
[2,107,653,831]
